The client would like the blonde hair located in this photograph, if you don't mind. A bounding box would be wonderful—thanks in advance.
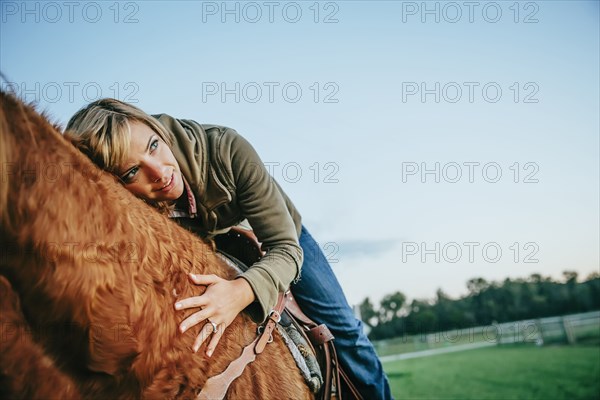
[65,98,173,175]
[65,99,176,214]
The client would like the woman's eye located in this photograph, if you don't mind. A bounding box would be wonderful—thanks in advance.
[122,166,139,183]
[150,139,159,151]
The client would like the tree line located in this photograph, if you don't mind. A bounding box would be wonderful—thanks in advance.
[359,271,600,340]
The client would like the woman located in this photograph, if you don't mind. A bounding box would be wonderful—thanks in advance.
[65,99,393,400]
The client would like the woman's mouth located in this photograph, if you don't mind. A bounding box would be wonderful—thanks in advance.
[158,174,175,192]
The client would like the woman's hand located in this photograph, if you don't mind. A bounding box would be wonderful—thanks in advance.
[174,273,255,357]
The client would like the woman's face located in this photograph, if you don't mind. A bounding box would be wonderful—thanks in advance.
[117,121,184,202]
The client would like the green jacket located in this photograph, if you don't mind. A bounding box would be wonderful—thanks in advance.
[153,114,303,322]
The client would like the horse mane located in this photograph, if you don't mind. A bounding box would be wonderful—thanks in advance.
[0,90,310,399]
[0,90,63,227]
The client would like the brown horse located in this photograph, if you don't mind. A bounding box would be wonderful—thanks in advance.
[0,91,313,399]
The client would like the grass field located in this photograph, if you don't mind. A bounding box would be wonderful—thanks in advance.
[382,344,600,399]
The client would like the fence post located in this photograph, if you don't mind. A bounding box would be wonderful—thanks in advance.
[562,317,576,344]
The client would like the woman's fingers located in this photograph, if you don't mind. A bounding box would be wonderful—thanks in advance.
[174,275,238,356]
[174,276,230,332]
[174,295,208,311]
[179,309,211,333]
[188,273,222,286]
[204,323,225,357]
[192,321,220,353]
[174,274,223,311]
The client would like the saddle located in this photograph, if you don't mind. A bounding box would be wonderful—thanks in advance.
[212,227,363,400]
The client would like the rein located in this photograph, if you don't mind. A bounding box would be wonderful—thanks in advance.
[197,292,289,400]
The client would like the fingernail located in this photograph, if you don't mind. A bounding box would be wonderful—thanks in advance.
[180,324,186,333]
[206,349,213,358]
[174,303,182,310]
[192,345,199,353]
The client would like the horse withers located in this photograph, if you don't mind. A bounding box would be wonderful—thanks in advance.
[0,90,313,399]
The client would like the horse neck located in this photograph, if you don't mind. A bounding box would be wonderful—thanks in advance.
[2,95,164,297]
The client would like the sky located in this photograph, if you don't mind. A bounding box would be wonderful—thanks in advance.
[1,0,598,307]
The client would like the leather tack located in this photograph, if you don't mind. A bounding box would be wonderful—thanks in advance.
[307,324,335,345]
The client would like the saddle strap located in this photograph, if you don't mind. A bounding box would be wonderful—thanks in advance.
[284,291,318,328]
[307,324,335,345]
[284,291,365,400]
[196,292,288,400]
[283,292,339,399]
[339,366,364,400]
[196,337,258,400]
[255,292,287,354]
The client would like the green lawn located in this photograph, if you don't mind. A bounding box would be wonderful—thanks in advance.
[383,344,600,399]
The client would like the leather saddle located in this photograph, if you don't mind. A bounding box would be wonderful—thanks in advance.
[214,227,363,400]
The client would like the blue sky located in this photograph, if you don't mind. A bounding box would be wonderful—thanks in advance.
[1,0,598,306]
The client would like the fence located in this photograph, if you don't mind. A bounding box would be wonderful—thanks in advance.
[374,310,600,360]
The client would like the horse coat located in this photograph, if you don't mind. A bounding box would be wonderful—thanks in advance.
[0,91,313,399]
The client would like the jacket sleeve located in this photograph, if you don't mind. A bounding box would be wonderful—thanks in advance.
[225,129,303,323]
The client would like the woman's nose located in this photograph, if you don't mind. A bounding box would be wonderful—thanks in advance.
[147,161,166,182]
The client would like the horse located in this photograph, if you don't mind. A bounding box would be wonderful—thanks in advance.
[0,90,313,399]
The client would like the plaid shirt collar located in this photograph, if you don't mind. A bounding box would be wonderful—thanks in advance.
[169,175,197,218]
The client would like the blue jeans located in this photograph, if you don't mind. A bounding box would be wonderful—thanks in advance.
[291,225,394,400]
